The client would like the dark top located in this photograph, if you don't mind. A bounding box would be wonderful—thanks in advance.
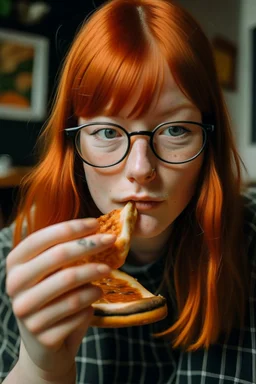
[0,190,256,383]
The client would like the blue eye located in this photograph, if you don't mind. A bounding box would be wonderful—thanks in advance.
[163,125,188,137]
[93,128,120,139]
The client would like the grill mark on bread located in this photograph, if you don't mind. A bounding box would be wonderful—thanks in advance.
[93,276,143,303]
[91,269,168,326]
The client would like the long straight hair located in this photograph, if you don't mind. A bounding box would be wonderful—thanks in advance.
[14,0,248,350]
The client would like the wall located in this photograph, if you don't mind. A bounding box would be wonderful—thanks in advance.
[0,3,59,166]
[237,0,256,180]
[0,0,105,166]
[1,0,255,179]
[176,0,241,135]
[177,0,240,40]
[176,0,256,182]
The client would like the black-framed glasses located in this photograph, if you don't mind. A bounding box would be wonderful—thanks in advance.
[65,121,214,168]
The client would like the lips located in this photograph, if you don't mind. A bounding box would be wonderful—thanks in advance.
[132,200,162,211]
[120,196,164,203]
[117,197,164,212]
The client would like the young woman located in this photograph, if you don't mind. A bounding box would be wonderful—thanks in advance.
[1,0,255,383]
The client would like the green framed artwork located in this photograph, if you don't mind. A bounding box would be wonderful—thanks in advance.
[0,29,49,121]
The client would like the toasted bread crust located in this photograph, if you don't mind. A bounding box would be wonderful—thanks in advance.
[75,204,168,327]
[90,270,168,327]
[91,305,168,328]
[81,202,137,269]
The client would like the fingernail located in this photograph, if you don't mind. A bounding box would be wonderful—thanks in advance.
[84,218,98,228]
[101,234,116,244]
[97,264,111,273]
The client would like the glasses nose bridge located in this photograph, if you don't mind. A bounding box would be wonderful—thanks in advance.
[128,130,153,146]
[126,130,155,169]
[128,131,154,156]
[126,131,155,162]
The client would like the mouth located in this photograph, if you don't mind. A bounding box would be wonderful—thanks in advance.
[115,195,166,212]
[120,198,164,211]
[120,196,165,203]
[132,200,162,211]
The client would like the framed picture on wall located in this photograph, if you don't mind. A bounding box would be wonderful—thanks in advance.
[0,29,49,121]
[212,36,237,91]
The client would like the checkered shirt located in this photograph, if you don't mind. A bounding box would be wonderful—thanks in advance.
[0,190,256,383]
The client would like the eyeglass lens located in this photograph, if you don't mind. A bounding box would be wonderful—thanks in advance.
[75,122,205,167]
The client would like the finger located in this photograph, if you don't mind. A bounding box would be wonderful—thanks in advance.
[7,218,99,270]
[65,321,93,358]
[36,307,94,351]
[7,233,116,297]
[24,284,102,333]
[12,263,111,317]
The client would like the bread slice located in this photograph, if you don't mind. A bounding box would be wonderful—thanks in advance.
[79,202,168,327]
[91,269,167,327]
[82,201,137,269]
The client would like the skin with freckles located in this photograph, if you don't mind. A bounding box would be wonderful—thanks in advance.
[81,69,203,265]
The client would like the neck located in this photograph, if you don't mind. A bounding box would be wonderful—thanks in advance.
[128,226,172,266]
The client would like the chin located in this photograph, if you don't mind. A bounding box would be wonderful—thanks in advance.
[133,214,171,239]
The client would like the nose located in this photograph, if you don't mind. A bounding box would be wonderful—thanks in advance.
[125,138,156,184]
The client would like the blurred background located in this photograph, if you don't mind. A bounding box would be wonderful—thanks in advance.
[0,0,255,227]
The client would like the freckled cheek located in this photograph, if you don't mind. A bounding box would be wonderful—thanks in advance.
[165,157,203,197]
[84,166,114,207]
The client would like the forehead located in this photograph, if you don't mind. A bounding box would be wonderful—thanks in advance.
[112,66,195,119]
[76,58,199,124]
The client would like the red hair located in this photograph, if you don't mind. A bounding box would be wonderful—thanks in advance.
[14,0,248,350]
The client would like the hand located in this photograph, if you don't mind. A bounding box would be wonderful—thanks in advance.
[6,218,116,382]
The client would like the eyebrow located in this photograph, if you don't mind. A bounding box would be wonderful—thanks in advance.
[84,102,197,123]
[156,103,196,118]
